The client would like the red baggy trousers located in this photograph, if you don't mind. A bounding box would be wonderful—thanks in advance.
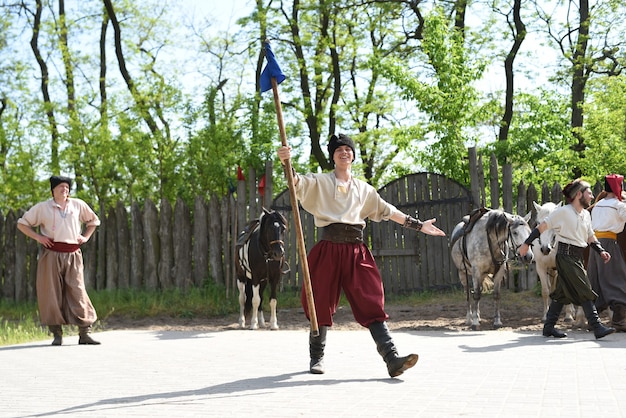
[301,240,388,328]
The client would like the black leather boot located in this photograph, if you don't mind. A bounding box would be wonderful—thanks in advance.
[582,301,615,339]
[49,325,63,346]
[78,326,101,345]
[309,326,327,374]
[543,301,567,338]
[369,321,418,377]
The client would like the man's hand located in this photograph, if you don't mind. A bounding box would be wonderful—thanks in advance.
[420,218,446,236]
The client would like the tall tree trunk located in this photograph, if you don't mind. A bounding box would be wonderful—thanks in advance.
[286,0,327,170]
[498,0,526,148]
[29,0,60,172]
[498,0,525,212]
[570,0,589,178]
[454,0,467,38]
[102,0,159,136]
[58,0,83,188]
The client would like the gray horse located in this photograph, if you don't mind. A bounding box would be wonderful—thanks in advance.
[450,208,534,330]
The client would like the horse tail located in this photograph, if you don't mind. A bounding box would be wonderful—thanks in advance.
[482,275,495,292]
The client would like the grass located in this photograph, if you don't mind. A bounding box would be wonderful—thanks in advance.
[1,285,538,347]
[0,282,304,347]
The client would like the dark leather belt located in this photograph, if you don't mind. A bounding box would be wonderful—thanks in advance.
[557,242,585,259]
[320,223,364,243]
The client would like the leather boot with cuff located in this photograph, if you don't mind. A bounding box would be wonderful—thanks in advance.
[369,321,418,377]
[582,300,615,339]
[78,326,101,345]
[542,301,567,338]
[309,326,327,374]
[49,325,63,346]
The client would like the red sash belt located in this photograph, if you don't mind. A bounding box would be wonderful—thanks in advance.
[48,242,80,253]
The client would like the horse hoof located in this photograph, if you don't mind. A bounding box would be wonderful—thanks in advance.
[470,325,480,331]
[494,324,502,329]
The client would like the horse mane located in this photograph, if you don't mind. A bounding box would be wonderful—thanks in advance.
[485,210,510,237]
[260,209,288,231]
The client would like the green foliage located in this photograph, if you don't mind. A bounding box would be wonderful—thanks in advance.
[375,7,486,182]
[486,89,577,188]
[2,0,626,213]
[582,75,626,180]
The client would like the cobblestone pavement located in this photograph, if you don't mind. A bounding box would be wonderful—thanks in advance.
[2,328,626,417]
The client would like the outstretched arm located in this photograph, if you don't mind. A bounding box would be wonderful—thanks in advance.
[391,212,446,236]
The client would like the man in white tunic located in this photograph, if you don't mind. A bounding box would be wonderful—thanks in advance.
[17,176,101,345]
[278,134,446,377]
[520,179,615,339]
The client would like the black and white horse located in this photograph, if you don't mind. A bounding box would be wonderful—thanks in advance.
[450,208,534,330]
[236,208,288,330]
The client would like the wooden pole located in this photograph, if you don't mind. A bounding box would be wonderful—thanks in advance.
[270,76,319,336]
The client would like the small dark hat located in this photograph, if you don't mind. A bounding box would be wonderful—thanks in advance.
[50,175,72,191]
[327,134,356,162]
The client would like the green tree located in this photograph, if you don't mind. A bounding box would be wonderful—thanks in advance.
[490,89,575,188]
[535,0,626,178]
[377,6,486,181]
[582,75,626,180]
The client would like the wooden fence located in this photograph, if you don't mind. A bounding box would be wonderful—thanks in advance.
[2,150,622,303]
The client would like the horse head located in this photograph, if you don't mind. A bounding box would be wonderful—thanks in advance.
[532,201,562,255]
[259,207,288,262]
[487,211,534,263]
[511,213,534,264]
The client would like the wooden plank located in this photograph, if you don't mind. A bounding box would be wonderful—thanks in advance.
[105,207,118,290]
[192,196,208,287]
[173,197,192,291]
[116,201,130,289]
[143,199,159,291]
[130,202,144,289]
[158,198,173,289]
[4,211,17,300]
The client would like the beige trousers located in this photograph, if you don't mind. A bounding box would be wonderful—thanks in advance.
[36,248,97,326]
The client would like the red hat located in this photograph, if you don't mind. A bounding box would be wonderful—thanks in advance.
[605,174,624,201]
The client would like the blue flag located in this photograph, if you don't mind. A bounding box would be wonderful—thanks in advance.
[260,41,286,93]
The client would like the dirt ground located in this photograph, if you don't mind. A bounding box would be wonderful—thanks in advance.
[102,290,602,333]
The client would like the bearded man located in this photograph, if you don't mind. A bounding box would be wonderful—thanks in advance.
[519,179,615,340]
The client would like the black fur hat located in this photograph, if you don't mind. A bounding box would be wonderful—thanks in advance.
[327,134,356,162]
[50,175,72,191]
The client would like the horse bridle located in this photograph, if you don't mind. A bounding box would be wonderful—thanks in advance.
[260,218,289,275]
[536,229,556,254]
[505,219,529,262]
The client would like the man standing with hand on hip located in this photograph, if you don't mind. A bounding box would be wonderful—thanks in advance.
[17,176,101,346]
